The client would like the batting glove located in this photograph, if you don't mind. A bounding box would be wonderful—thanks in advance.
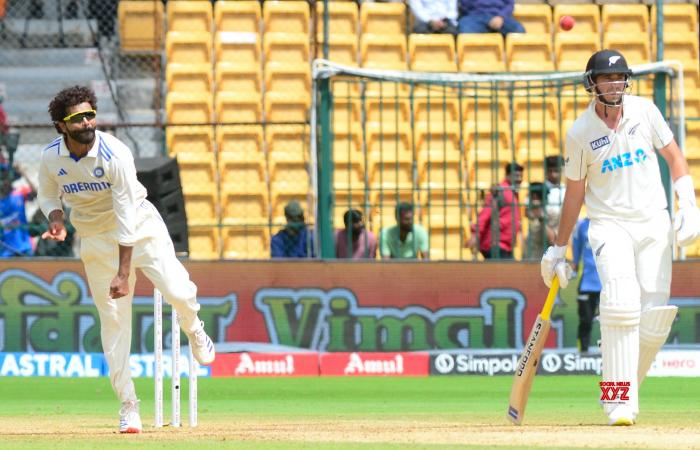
[541,245,572,289]
[674,175,700,247]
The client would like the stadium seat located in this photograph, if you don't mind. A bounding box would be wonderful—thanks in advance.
[652,33,699,67]
[428,224,470,261]
[651,4,698,35]
[458,34,505,72]
[221,189,269,225]
[334,191,371,228]
[552,4,600,35]
[264,62,311,95]
[318,34,359,66]
[368,153,413,191]
[332,98,361,129]
[217,125,264,155]
[332,127,364,171]
[176,152,217,189]
[506,33,554,72]
[334,159,366,192]
[183,188,219,226]
[462,96,509,132]
[219,151,266,191]
[364,97,410,125]
[222,226,270,259]
[365,123,412,162]
[360,34,407,69]
[264,92,311,123]
[263,0,310,34]
[465,129,512,190]
[166,126,214,155]
[421,191,469,227]
[513,124,560,167]
[415,122,461,166]
[266,125,310,163]
[215,92,261,123]
[166,0,212,33]
[215,62,261,96]
[215,0,261,33]
[554,33,600,72]
[513,3,552,36]
[418,154,462,190]
[166,31,212,64]
[408,34,457,72]
[166,63,212,93]
[602,33,649,66]
[188,226,220,260]
[686,121,700,160]
[560,87,591,121]
[317,2,358,40]
[360,2,405,35]
[264,32,310,63]
[413,97,459,125]
[166,92,213,124]
[215,31,261,64]
[602,4,649,34]
[118,0,164,52]
[512,96,559,124]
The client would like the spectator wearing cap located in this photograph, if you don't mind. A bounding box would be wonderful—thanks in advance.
[380,202,429,260]
[335,209,377,259]
[271,200,315,258]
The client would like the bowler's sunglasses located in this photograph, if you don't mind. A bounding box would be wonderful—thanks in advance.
[63,109,96,123]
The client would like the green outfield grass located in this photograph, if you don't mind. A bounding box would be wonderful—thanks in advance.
[0,376,698,449]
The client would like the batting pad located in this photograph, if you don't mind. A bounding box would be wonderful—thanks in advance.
[600,303,640,417]
[638,305,678,386]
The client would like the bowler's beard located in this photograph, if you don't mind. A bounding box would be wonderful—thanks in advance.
[68,127,95,144]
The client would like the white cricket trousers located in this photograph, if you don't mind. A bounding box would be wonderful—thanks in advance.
[80,201,201,403]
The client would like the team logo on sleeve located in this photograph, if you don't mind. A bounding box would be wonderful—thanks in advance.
[590,136,610,151]
[93,167,105,178]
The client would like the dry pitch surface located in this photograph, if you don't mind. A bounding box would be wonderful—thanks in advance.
[0,376,698,449]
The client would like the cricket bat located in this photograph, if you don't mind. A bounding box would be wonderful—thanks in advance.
[507,276,559,425]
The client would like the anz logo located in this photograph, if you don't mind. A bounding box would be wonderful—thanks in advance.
[601,149,648,174]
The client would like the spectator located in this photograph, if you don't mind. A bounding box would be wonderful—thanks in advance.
[335,209,377,259]
[457,0,525,36]
[468,162,523,259]
[380,202,429,260]
[524,182,555,260]
[271,200,315,258]
[0,165,33,257]
[572,217,602,353]
[544,155,566,232]
[29,208,76,257]
[409,0,458,35]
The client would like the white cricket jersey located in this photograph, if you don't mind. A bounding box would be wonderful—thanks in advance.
[564,95,673,221]
[38,130,148,245]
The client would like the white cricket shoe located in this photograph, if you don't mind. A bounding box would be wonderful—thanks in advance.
[186,320,216,365]
[608,405,635,426]
[119,400,142,434]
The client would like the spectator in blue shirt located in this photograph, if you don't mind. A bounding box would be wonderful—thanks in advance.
[572,217,602,352]
[457,0,525,35]
[271,200,315,258]
[0,165,33,257]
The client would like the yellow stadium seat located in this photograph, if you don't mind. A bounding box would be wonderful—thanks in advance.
[553,4,600,35]
[183,188,218,226]
[215,0,260,33]
[263,0,310,34]
[365,123,412,162]
[264,92,311,123]
[317,2,358,40]
[264,32,309,63]
[506,33,554,72]
[428,224,470,261]
[418,154,462,190]
[364,97,410,124]
[602,33,649,66]
[686,121,700,160]
[176,152,217,189]
[421,191,469,227]
[167,0,212,33]
[413,97,459,124]
[360,2,405,35]
[166,31,212,64]
[681,65,700,95]
[408,34,456,72]
[513,3,552,35]
[215,62,261,96]
[513,123,560,166]
[555,32,600,72]
[118,0,164,52]
[266,125,309,163]
[334,191,371,228]
[166,125,214,155]
[215,92,261,123]
[219,151,266,190]
[270,191,312,225]
[360,33,407,69]
[221,189,269,225]
[188,226,220,259]
[217,125,264,155]
[652,33,699,67]
[368,156,413,191]
[512,96,558,123]
[602,4,649,34]
[332,98,361,128]
[462,96,509,132]
[166,63,212,93]
[222,226,270,259]
[264,62,311,95]
[166,92,213,124]
[458,34,505,72]
[651,4,698,35]
[215,31,260,64]
[334,159,366,192]
[332,127,364,169]
[318,34,359,66]
[415,122,461,165]
[560,87,591,121]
